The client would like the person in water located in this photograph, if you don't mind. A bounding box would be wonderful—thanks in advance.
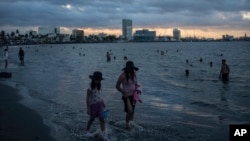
[18,47,25,65]
[106,51,111,62]
[116,61,139,129]
[3,47,8,68]
[85,71,106,136]
[219,59,230,81]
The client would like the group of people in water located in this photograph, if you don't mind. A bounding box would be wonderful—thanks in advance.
[184,57,230,82]
[1,45,230,140]
[2,46,25,68]
[157,48,230,82]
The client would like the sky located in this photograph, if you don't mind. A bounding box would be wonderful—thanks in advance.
[0,0,250,38]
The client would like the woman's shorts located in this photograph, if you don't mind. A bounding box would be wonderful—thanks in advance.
[122,96,135,113]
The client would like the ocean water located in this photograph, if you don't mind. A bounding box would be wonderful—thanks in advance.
[1,42,250,141]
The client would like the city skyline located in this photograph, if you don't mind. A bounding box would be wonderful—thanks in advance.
[0,0,249,38]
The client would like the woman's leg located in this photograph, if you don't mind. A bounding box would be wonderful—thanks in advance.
[126,98,134,129]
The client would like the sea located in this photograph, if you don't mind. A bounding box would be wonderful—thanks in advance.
[1,42,250,141]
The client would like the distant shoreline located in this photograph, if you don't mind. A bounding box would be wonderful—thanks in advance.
[1,40,249,47]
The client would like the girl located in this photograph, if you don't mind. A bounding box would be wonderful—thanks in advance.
[85,71,106,135]
[116,61,139,129]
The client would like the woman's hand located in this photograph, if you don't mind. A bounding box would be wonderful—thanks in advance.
[121,90,128,98]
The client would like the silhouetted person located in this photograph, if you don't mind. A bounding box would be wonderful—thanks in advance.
[185,69,189,77]
[19,47,25,65]
[219,59,230,81]
[199,58,203,62]
[106,51,111,62]
[160,51,164,55]
[3,47,8,68]
[209,61,213,67]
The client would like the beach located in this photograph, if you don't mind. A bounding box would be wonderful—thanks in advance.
[0,42,249,141]
[0,83,55,141]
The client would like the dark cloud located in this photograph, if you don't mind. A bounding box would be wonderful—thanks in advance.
[0,0,249,35]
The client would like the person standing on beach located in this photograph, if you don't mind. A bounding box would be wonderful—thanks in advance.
[85,71,106,136]
[18,47,25,65]
[3,47,8,68]
[219,59,230,81]
[116,61,139,130]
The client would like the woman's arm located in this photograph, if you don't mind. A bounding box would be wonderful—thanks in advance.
[115,73,127,97]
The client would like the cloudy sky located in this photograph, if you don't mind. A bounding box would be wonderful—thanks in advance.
[0,0,249,38]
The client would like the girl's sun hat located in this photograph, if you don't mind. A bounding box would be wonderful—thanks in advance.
[89,71,104,80]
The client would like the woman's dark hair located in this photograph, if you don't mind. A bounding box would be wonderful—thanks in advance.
[90,80,101,90]
[124,69,135,82]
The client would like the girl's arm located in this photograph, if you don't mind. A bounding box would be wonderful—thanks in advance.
[86,89,91,114]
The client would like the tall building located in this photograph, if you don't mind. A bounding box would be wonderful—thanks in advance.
[38,26,60,35]
[173,28,181,41]
[72,29,84,42]
[122,19,133,41]
[133,29,156,41]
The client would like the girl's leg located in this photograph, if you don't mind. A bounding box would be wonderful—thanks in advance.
[86,118,94,131]
[99,117,105,131]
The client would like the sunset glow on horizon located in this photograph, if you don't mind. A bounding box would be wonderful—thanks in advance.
[0,0,249,39]
[1,25,249,39]
[60,27,249,39]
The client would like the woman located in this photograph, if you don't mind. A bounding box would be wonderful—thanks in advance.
[116,61,139,129]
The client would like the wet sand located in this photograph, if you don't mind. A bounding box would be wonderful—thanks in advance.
[0,83,55,141]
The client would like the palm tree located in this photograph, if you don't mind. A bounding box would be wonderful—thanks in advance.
[16,29,19,35]
[29,31,33,38]
[1,30,5,39]
[11,31,15,38]
[16,29,20,39]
